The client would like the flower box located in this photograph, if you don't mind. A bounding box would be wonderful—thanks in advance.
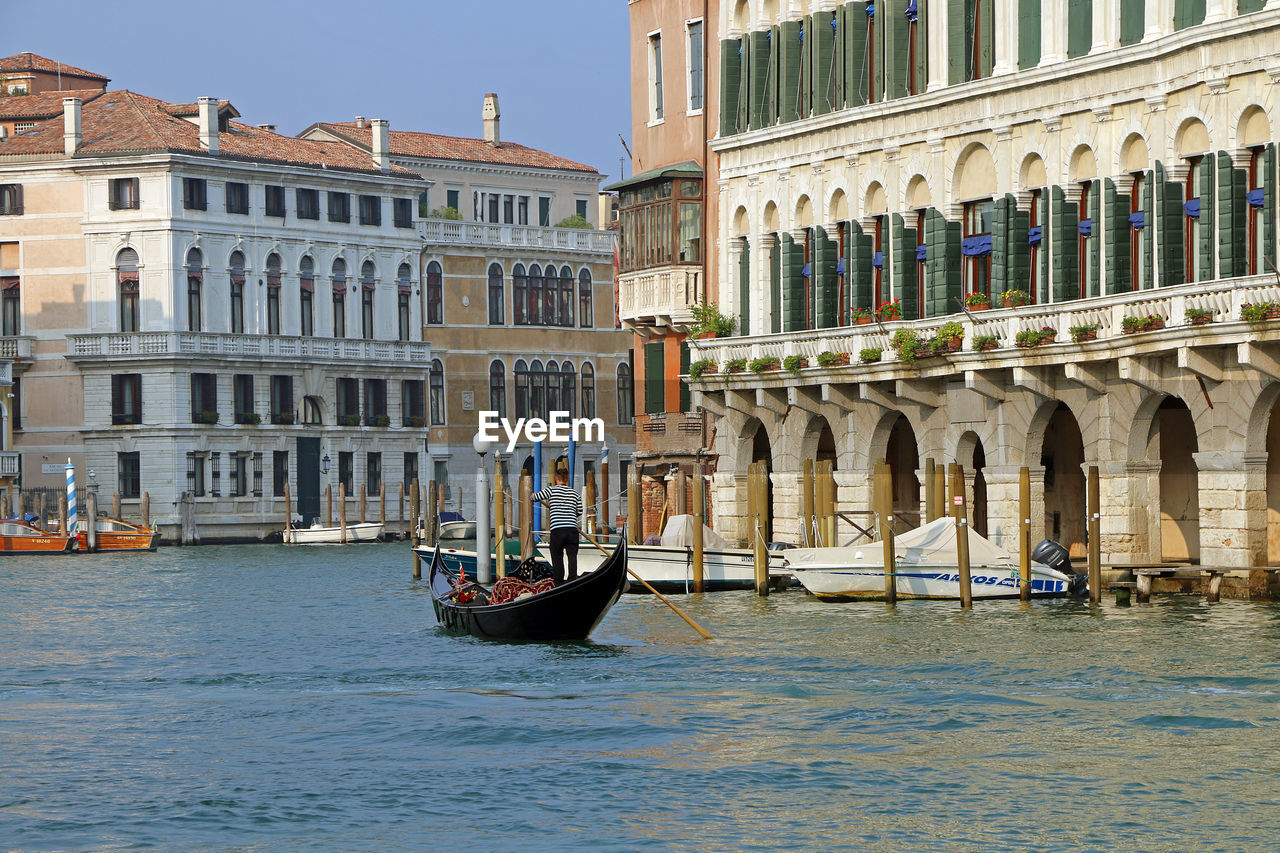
[977,339,998,351]
[855,315,873,325]
[817,351,850,368]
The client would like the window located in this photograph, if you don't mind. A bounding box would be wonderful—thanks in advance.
[226,182,249,214]
[649,32,664,121]
[576,199,589,221]
[688,20,704,112]
[299,256,315,336]
[429,359,445,425]
[302,395,323,425]
[336,377,360,425]
[117,248,140,332]
[560,360,576,419]
[513,264,528,324]
[270,375,294,424]
[504,195,515,224]
[530,359,546,420]
[418,190,430,218]
[1,276,18,335]
[338,451,354,495]
[182,178,207,211]
[185,247,202,332]
[581,363,595,419]
[264,185,286,218]
[962,199,993,299]
[1248,147,1265,276]
[490,360,507,418]
[558,265,575,327]
[426,260,443,324]
[617,178,701,273]
[488,263,505,324]
[233,374,255,424]
[366,452,382,493]
[404,452,419,490]
[617,362,633,425]
[332,258,347,338]
[1185,156,1204,284]
[1079,180,1095,298]
[397,263,413,341]
[0,184,23,215]
[679,182,702,263]
[187,452,207,497]
[253,452,264,498]
[229,250,246,334]
[363,378,387,425]
[266,253,282,335]
[394,197,413,228]
[360,260,376,340]
[109,177,139,210]
[539,197,551,227]
[518,196,529,225]
[191,373,217,423]
[541,263,556,326]
[528,264,544,325]
[296,188,320,220]
[515,359,529,418]
[111,374,142,425]
[328,191,351,223]
[359,194,381,225]
[9,376,16,431]
[963,0,995,81]
[447,189,460,212]
[487,193,500,224]
[118,452,140,499]
[273,451,288,497]
[433,460,450,504]
[402,379,426,426]
[230,454,248,497]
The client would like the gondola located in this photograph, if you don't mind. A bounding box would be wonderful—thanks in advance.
[429,539,627,641]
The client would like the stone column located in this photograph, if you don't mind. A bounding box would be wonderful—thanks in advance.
[1041,0,1067,65]
[770,468,799,544]
[1194,451,1267,568]
[927,0,949,92]
[1093,0,1119,53]
[994,0,1018,76]
[727,239,746,335]
[835,467,872,545]
[978,465,1025,554]
[1147,0,1174,42]
[712,470,751,547]
[1120,460,1161,564]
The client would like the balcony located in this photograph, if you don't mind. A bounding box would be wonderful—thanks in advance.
[0,451,19,477]
[67,332,432,365]
[0,336,35,365]
[618,265,703,330]
[417,218,615,255]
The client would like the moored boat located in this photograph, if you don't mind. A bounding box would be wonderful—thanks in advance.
[785,517,1087,600]
[73,518,159,551]
[283,521,384,544]
[0,519,75,554]
[429,539,627,641]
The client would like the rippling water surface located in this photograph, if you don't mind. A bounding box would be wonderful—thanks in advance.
[3,543,1279,851]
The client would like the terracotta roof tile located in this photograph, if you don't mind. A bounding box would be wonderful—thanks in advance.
[0,90,421,180]
[0,52,109,82]
[313,122,600,175]
[0,88,103,121]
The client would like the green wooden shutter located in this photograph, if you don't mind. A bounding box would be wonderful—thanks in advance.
[1104,178,1132,294]
[1019,0,1042,68]
[769,25,782,124]
[1088,182,1101,297]
[644,341,664,415]
[802,15,815,117]
[1264,144,1277,273]
[679,342,691,413]
[885,0,909,101]
[1067,0,1092,59]
[979,0,995,77]
[720,39,742,138]
[1217,151,1246,279]
[1155,162,1185,287]
[1174,0,1206,30]
[814,12,836,115]
[1239,0,1266,13]
[1199,153,1216,283]
[780,20,802,123]
[815,227,839,327]
[748,30,771,130]
[991,194,1012,295]
[915,0,928,91]
[1051,185,1079,302]
[739,237,751,336]
[893,215,919,319]
[831,8,846,110]
[1120,0,1145,46]
[1140,170,1155,290]
[780,232,805,332]
[1010,204,1032,292]
[846,2,869,107]
[849,220,874,313]
[924,208,961,316]
[770,237,782,333]
[948,0,966,84]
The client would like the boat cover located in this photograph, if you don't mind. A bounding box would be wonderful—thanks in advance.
[659,514,730,550]
[786,517,1030,569]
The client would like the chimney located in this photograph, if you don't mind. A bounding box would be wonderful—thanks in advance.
[257,123,276,133]
[371,119,390,173]
[355,116,367,128]
[198,96,219,154]
[63,97,82,155]
[483,93,500,146]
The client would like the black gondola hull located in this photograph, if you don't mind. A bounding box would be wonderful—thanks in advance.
[429,540,627,641]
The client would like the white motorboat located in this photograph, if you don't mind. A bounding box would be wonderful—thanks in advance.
[283,521,384,544]
[537,515,790,593]
[785,517,1086,600]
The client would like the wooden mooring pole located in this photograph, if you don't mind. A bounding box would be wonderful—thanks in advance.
[410,477,421,579]
[753,462,770,597]
[339,483,348,544]
[801,459,814,547]
[59,494,68,536]
[951,463,972,609]
[359,484,367,524]
[1088,465,1102,604]
[924,458,937,523]
[494,455,506,578]
[692,457,705,593]
[284,480,293,543]
[326,484,333,528]
[875,461,896,604]
[628,465,641,546]
[140,491,150,529]
[1019,466,1032,602]
[519,472,533,559]
[86,491,98,552]
[934,463,947,523]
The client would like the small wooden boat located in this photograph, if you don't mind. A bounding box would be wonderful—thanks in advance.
[283,521,384,544]
[429,539,627,641]
[73,518,159,552]
[0,519,75,553]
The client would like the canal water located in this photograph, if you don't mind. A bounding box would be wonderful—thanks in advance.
[3,543,1278,852]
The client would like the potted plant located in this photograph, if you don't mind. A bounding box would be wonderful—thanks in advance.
[972,334,999,352]
[725,357,747,374]
[1039,325,1057,343]
[1001,289,1031,308]
[783,354,808,374]
[688,299,736,338]
[1069,323,1099,343]
[849,306,873,325]
[964,291,992,311]
[891,329,927,364]
[876,299,902,321]
[272,411,296,425]
[340,413,362,427]
[407,415,427,428]
[689,358,717,380]
[1241,302,1271,323]
[859,347,882,364]
[749,356,781,373]
[1015,328,1045,348]
[1185,307,1213,326]
[1121,314,1165,334]
[817,350,851,367]
[932,320,965,353]
[196,410,219,425]
[236,411,262,425]
[366,414,391,427]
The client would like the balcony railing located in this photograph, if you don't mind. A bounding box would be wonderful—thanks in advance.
[67,332,432,364]
[0,451,19,477]
[0,336,34,362]
[418,218,615,254]
[618,265,703,327]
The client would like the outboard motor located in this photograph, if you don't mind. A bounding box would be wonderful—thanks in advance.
[1032,539,1090,597]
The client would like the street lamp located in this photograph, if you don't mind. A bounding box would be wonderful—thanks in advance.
[473,432,495,584]
[321,454,330,475]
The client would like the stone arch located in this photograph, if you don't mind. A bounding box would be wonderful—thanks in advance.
[864,181,887,216]
[730,0,751,32]
[761,0,778,27]
[1119,132,1151,173]
[1237,104,1272,148]
[1253,382,1280,562]
[1174,116,1211,158]
[828,187,849,223]
[732,205,750,237]
[794,194,814,229]
[1068,143,1098,182]
[905,173,932,209]
[953,142,996,202]
[762,200,780,234]
[1019,152,1047,190]
[1127,392,1202,562]
[865,408,922,531]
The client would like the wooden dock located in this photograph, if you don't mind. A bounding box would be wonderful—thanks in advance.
[1106,564,1280,604]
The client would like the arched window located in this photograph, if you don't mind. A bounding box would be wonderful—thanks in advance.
[426,260,443,325]
[544,358,559,416]
[397,262,412,342]
[560,359,576,419]
[512,264,527,325]
[528,264,543,325]
[184,247,201,333]
[542,262,558,325]
[558,265,574,327]
[302,395,323,425]
[429,359,445,424]
[514,359,529,419]
[118,247,140,332]
[580,362,595,419]
[229,250,246,334]
[487,262,505,325]
[266,253,282,335]
[530,359,546,420]
[578,268,593,327]
[331,258,347,338]
[489,360,506,418]
[360,260,376,340]
[616,363,633,425]
[299,255,314,336]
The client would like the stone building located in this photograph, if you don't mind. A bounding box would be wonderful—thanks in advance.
[689,2,1280,568]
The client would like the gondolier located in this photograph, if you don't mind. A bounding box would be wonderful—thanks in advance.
[533,460,583,584]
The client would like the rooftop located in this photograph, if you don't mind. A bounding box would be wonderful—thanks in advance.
[0,52,109,82]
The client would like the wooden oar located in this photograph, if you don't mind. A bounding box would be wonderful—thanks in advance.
[580,529,713,640]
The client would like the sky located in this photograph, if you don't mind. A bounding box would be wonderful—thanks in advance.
[2,0,633,181]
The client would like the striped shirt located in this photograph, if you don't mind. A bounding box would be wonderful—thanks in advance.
[533,484,583,531]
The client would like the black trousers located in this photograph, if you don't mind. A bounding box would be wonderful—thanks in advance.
[549,526,580,584]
